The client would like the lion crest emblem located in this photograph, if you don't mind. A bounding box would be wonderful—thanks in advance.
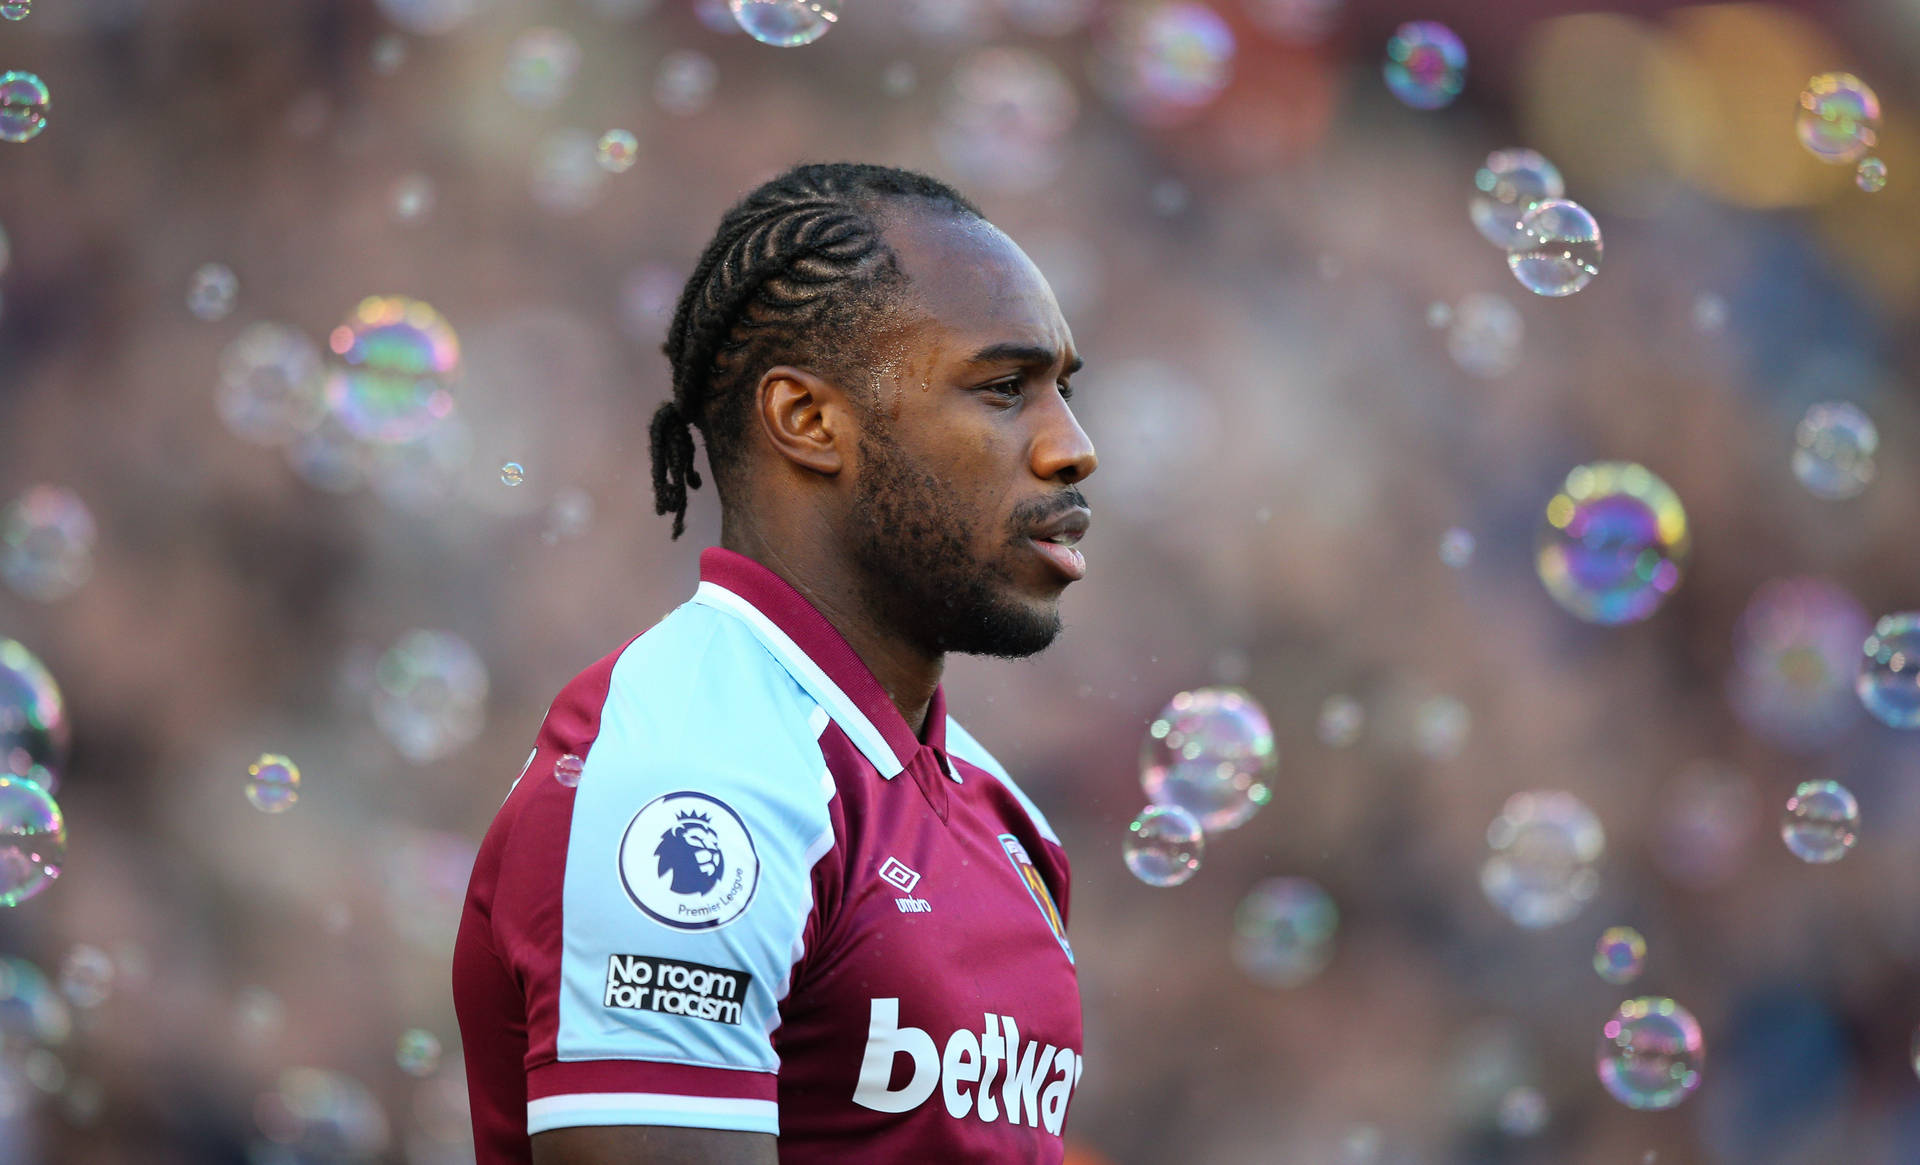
[655,811,725,895]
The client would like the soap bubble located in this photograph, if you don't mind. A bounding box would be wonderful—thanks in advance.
[1139,686,1276,832]
[1480,790,1604,928]
[1091,1,1236,127]
[1382,22,1465,110]
[499,461,525,486]
[596,129,638,173]
[1446,292,1523,378]
[1796,73,1879,165]
[0,3,30,21]
[1316,694,1363,748]
[1779,779,1858,863]
[56,945,112,1009]
[1858,613,1920,729]
[1470,149,1564,249]
[1440,527,1476,568]
[727,0,839,46]
[0,775,63,907]
[1856,157,1887,192]
[503,28,581,109]
[187,263,239,321]
[0,639,69,791]
[1594,926,1647,985]
[0,72,49,142]
[1231,877,1337,987]
[396,1029,442,1076]
[1729,578,1868,750]
[372,630,489,764]
[1,485,96,603]
[553,753,583,788]
[1536,461,1688,625]
[325,296,460,444]
[245,753,301,814]
[656,50,719,115]
[1791,401,1876,500]
[1596,997,1703,1110]
[1507,199,1601,297]
[1496,1086,1548,1136]
[935,47,1078,194]
[1123,804,1203,886]
[219,323,327,446]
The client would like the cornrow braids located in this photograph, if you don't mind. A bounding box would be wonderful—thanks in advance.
[650,162,984,541]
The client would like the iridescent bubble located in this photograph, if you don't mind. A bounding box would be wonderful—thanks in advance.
[1792,401,1876,500]
[1856,157,1887,193]
[935,47,1078,194]
[727,0,839,46]
[1780,779,1858,863]
[1446,292,1523,378]
[1382,22,1465,110]
[0,775,63,907]
[245,753,300,814]
[325,296,459,444]
[1123,804,1203,887]
[530,128,608,215]
[596,129,638,173]
[1859,613,1920,729]
[1440,527,1476,568]
[1231,876,1337,987]
[656,50,719,115]
[499,461,525,486]
[396,1029,442,1076]
[1507,199,1602,297]
[1480,790,1604,928]
[553,753,583,788]
[218,322,327,446]
[503,28,581,110]
[1796,73,1879,165]
[390,173,435,223]
[0,639,69,791]
[0,3,30,21]
[1470,149,1565,249]
[1091,1,1236,127]
[1594,926,1647,986]
[56,945,112,1009]
[1496,1086,1548,1136]
[187,262,238,321]
[1,485,96,603]
[373,630,489,764]
[1597,997,1703,1110]
[256,1068,391,1157]
[1536,461,1688,625]
[1729,578,1869,750]
[1317,694,1363,748]
[1139,686,1276,832]
[0,72,49,143]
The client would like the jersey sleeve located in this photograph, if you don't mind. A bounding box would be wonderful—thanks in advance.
[490,654,838,1138]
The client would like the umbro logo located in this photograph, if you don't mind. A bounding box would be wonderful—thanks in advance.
[880,856,930,913]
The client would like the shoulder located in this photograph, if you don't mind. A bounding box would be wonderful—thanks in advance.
[943,714,1060,846]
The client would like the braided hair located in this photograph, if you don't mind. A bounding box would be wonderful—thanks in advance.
[651,162,984,541]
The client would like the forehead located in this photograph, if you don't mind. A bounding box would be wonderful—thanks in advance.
[877,204,1069,352]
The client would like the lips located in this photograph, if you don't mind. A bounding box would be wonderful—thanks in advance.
[1031,537,1087,581]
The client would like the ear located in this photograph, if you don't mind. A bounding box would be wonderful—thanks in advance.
[754,365,851,478]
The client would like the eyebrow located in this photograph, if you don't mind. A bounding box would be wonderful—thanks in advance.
[961,342,1084,377]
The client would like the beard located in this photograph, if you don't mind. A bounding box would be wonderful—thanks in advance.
[841,422,1066,662]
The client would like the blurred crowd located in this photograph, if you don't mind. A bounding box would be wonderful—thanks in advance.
[3,0,1920,1161]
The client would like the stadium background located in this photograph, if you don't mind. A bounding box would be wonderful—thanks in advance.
[3,0,1920,1160]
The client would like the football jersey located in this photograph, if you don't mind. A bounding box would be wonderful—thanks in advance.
[453,546,1084,1163]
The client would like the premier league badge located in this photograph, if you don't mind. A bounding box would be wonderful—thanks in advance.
[619,791,761,930]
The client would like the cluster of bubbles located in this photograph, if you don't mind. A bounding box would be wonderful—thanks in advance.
[1383,22,1465,110]
[245,753,301,814]
[1480,790,1604,928]
[729,0,840,47]
[1594,926,1647,986]
[1535,461,1689,625]
[1780,779,1858,863]
[1596,997,1704,1110]
[0,70,47,142]
[1728,578,1868,750]
[1796,72,1884,190]
[1792,401,1877,499]
[1090,1,1236,127]
[1,485,97,603]
[1859,614,1920,728]
[371,630,489,764]
[1231,877,1338,987]
[1463,148,1603,297]
[0,641,69,908]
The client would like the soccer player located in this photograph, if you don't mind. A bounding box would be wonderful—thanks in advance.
[453,162,1098,1164]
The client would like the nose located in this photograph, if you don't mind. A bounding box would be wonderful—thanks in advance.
[1034,401,1097,485]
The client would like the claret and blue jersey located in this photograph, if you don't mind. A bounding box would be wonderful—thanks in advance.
[453,547,1084,1162]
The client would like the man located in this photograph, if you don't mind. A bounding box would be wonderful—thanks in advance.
[453,162,1098,1164]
